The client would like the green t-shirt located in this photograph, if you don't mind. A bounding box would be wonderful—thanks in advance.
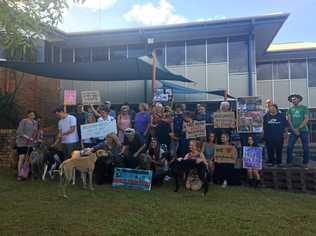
[287,105,309,132]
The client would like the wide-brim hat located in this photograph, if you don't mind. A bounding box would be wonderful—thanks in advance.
[288,94,303,103]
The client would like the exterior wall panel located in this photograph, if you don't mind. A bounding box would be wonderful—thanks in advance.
[229,73,248,97]
[274,80,290,108]
[186,65,207,101]
[206,63,228,100]
[257,81,273,103]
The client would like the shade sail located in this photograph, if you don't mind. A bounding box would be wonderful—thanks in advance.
[0,56,192,83]
[160,80,235,98]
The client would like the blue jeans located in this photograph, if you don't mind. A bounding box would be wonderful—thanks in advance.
[287,132,309,164]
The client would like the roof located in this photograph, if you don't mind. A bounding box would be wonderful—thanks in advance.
[268,42,316,52]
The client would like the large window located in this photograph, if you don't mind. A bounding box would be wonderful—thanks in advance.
[290,59,307,79]
[110,46,127,60]
[309,59,316,87]
[229,37,248,73]
[167,41,185,66]
[273,61,289,80]
[257,62,272,80]
[128,44,145,58]
[92,47,108,62]
[75,48,90,63]
[53,46,60,64]
[207,38,227,63]
[62,48,73,63]
[186,39,206,65]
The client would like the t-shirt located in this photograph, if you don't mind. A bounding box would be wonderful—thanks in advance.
[155,121,171,147]
[123,133,144,155]
[58,115,79,144]
[263,112,287,140]
[135,111,150,135]
[287,105,309,132]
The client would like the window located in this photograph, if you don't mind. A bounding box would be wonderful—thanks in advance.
[92,47,108,62]
[110,46,127,60]
[75,48,90,63]
[290,60,307,79]
[186,39,206,65]
[62,48,73,63]
[53,46,60,64]
[207,38,227,63]
[309,59,316,87]
[0,48,5,59]
[257,62,272,80]
[273,61,289,80]
[128,44,145,58]
[166,41,185,66]
[229,37,248,73]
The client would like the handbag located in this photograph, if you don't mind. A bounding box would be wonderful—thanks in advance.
[20,161,30,179]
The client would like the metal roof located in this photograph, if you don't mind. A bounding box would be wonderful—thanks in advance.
[268,42,316,52]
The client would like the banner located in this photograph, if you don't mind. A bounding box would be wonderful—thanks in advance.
[213,111,236,129]
[243,146,263,170]
[112,168,153,191]
[81,91,101,105]
[80,120,117,140]
[185,120,206,139]
[64,90,77,105]
[214,145,236,164]
[237,97,263,133]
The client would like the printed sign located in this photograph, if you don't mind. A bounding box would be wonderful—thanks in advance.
[185,120,206,139]
[80,120,117,140]
[237,97,264,133]
[214,145,236,164]
[243,146,263,170]
[81,91,101,105]
[213,111,236,129]
[112,168,153,191]
[153,88,172,102]
[64,90,77,105]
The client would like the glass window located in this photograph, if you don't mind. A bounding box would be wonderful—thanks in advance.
[207,38,227,63]
[186,39,206,65]
[92,47,108,62]
[257,62,272,80]
[167,41,185,66]
[75,48,90,63]
[273,61,289,80]
[229,37,248,73]
[62,48,73,63]
[0,48,5,59]
[290,60,307,79]
[110,46,127,60]
[128,44,145,58]
[53,46,60,64]
[309,59,316,87]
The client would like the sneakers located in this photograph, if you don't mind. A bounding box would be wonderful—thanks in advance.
[164,175,172,182]
[222,180,227,188]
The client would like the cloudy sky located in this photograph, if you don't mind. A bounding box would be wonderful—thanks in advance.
[60,0,316,43]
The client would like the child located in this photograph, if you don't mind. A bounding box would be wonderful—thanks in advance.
[245,136,261,188]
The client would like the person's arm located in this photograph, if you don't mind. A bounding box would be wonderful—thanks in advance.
[133,144,146,157]
[287,112,300,136]
[201,142,206,153]
[199,152,208,165]
[53,129,62,146]
[297,112,309,131]
[90,104,101,117]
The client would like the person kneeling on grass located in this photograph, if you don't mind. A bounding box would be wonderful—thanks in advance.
[245,136,261,188]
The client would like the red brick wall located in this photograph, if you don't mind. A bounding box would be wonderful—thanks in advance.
[0,129,16,167]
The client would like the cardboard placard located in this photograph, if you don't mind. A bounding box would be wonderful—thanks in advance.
[112,168,153,191]
[80,120,117,140]
[214,145,236,164]
[64,90,77,105]
[243,146,263,170]
[213,111,236,128]
[81,91,101,105]
[185,120,206,139]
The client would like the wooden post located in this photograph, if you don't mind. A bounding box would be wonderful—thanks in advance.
[152,49,157,102]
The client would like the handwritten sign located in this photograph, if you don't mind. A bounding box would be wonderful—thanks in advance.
[112,168,153,191]
[214,145,236,164]
[185,120,206,139]
[213,111,236,129]
[81,91,101,105]
[64,90,77,105]
[80,120,117,140]
[243,146,263,170]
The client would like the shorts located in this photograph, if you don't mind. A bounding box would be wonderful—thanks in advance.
[17,146,33,156]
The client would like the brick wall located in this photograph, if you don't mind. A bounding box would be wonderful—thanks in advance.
[0,129,16,167]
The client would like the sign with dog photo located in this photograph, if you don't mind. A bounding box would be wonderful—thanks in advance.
[243,146,263,170]
[112,168,153,191]
[81,90,101,105]
[213,111,236,128]
[214,145,236,164]
[80,120,117,140]
[185,120,206,139]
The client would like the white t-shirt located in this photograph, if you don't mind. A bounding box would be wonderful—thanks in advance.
[97,115,115,140]
[58,114,79,144]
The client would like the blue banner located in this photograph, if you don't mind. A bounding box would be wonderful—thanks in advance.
[112,168,153,191]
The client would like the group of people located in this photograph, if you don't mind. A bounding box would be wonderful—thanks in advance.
[15,94,310,190]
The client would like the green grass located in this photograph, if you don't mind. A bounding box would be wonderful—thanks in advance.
[1,168,316,236]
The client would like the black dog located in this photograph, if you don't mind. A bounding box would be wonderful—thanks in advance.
[42,146,65,181]
[170,159,209,195]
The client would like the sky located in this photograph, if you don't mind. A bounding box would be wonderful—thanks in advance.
[59,0,316,43]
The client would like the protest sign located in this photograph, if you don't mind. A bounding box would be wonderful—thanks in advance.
[81,91,101,105]
[243,146,263,170]
[214,145,236,164]
[112,168,153,191]
[64,90,77,105]
[80,119,117,140]
[213,111,236,128]
[185,120,206,139]
[237,97,263,133]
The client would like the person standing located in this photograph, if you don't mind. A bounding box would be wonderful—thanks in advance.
[286,94,310,167]
[117,105,132,143]
[134,103,150,138]
[263,104,287,166]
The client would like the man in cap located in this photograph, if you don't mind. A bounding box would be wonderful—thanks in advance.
[286,94,310,167]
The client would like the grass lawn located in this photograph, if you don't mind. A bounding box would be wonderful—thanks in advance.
[1,168,316,236]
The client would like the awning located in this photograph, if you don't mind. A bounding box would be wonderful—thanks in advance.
[160,80,235,98]
[0,56,192,82]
